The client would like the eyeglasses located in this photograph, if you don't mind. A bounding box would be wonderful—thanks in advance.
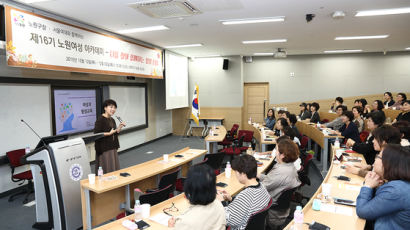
[163,202,178,216]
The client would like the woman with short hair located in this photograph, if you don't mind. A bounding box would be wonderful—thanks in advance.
[331,111,360,143]
[356,144,410,230]
[217,155,271,230]
[383,92,395,108]
[299,102,311,120]
[391,93,407,110]
[352,106,364,133]
[168,164,226,230]
[393,100,410,123]
[258,138,301,229]
[309,102,320,123]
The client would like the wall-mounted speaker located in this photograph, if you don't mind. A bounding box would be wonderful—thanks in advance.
[223,59,229,70]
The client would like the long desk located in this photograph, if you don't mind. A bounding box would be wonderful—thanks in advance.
[296,121,343,176]
[186,117,224,137]
[319,111,339,122]
[284,146,366,230]
[80,148,207,229]
[205,125,227,153]
[383,108,401,121]
[95,153,275,230]
[250,123,277,152]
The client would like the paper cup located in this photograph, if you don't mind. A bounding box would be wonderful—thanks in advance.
[141,204,151,218]
[163,154,169,162]
[322,183,332,197]
[88,174,95,184]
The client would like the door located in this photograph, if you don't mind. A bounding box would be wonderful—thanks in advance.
[243,83,269,130]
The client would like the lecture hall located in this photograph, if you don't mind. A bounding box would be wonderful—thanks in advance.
[0,1,409,230]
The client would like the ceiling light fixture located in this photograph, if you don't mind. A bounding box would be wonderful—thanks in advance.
[324,49,363,53]
[17,0,54,3]
[165,44,203,49]
[405,47,410,50]
[117,25,169,34]
[335,35,389,40]
[355,7,410,17]
[220,16,285,25]
[194,55,221,58]
[242,39,287,44]
[253,53,274,56]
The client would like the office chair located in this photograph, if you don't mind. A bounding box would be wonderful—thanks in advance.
[221,135,246,161]
[293,152,314,206]
[204,152,225,175]
[140,184,174,206]
[359,131,370,143]
[268,187,298,230]
[218,124,239,148]
[245,198,273,230]
[175,160,208,192]
[146,167,180,197]
[6,148,34,204]
[236,130,254,151]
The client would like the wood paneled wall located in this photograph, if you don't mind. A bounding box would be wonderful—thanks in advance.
[172,107,242,136]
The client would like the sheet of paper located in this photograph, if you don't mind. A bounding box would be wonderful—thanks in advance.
[149,213,171,226]
[335,206,353,216]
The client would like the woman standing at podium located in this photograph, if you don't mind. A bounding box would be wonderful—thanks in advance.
[94,99,125,173]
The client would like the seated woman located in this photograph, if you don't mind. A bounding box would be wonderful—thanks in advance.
[352,106,364,133]
[330,96,343,112]
[331,111,360,143]
[283,126,301,147]
[309,102,321,123]
[299,103,311,120]
[356,144,410,230]
[217,155,271,230]
[365,100,384,115]
[393,100,410,123]
[258,138,301,229]
[360,98,369,117]
[392,121,410,147]
[345,124,401,177]
[346,111,385,165]
[288,114,302,140]
[322,105,346,131]
[264,109,276,130]
[391,93,407,110]
[273,118,289,137]
[383,92,395,108]
[168,164,225,230]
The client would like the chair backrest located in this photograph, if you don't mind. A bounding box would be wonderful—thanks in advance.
[6,149,26,168]
[234,135,246,149]
[158,167,181,190]
[270,187,297,211]
[231,124,239,136]
[139,184,173,206]
[360,131,370,143]
[237,130,254,143]
[300,135,309,150]
[245,198,273,230]
[204,152,225,170]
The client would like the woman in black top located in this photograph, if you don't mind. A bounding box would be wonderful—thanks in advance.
[394,100,410,123]
[299,103,311,120]
[346,111,385,164]
[331,111,360,143]
[383,92,395,108]
[309,102,320,123]
[94,99,125,173]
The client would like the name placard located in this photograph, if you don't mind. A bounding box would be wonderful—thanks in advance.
[5,6,163,79]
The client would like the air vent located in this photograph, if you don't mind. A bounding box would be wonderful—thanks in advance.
[274,48,287,58]
[129,0,201,18]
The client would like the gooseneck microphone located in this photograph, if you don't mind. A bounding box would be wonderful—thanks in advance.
[21,119,47,147]
[115,116,126,127]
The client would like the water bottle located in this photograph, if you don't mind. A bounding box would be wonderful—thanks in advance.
[293,206,304,230]
[317,122,320,128]
[334,138,340,148]
[225,161,231,178]
[134,200,142,221]
[98,166,103,181]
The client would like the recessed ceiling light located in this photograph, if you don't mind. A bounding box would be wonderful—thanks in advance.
[242,39,287,44]
[406,47,410,50]
[355,7,410,17]
[117,25,169,34]
[335,35,389,40]
[220,16,285,25]
[253,53,274,56]
[324,49,363,53]
[195,55,221,58]
[17,0,54,3]
[165,44,203,49]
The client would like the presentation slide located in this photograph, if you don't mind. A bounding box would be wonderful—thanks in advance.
[53,89,97,135]
[165,51,189,110]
